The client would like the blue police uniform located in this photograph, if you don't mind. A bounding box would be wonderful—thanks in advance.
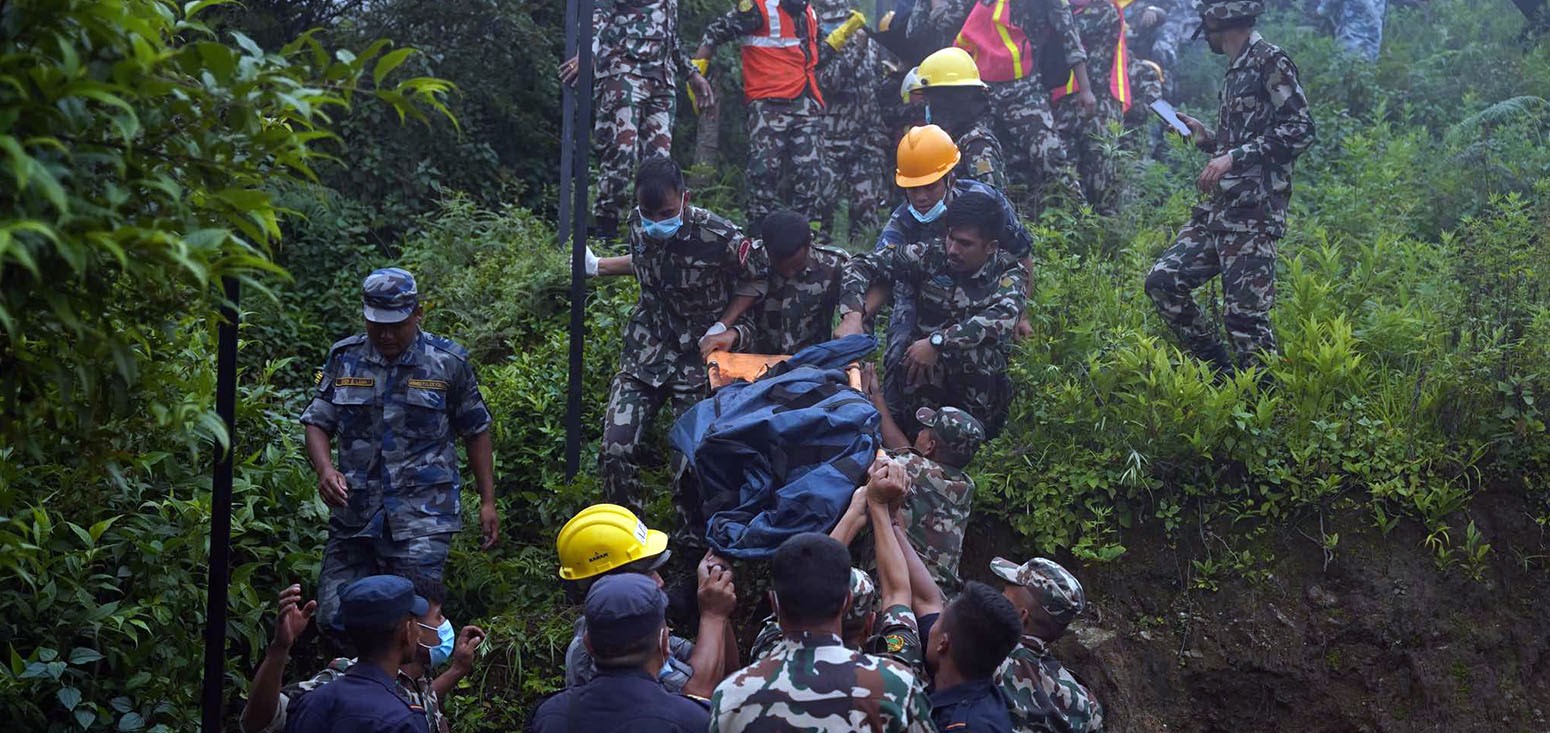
[284,664,428,733]
[300,268,494,629]
[930,678,1014,733]
[873,179,1033,437]
[528,669,711,733]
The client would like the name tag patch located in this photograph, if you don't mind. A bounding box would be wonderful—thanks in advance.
[407,379,448,391]
[335,377,375,388]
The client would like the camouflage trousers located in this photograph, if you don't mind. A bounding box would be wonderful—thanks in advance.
[1054,97,1124,214]
[599,372,703,524]
[1319,0,1387,61]
[891,346,1013,439]
[746,97,826,232]
[1144,223,1279,370]
[986,76,1082,214]
[818,98,889,236]
[317,528,453,638]
[593,73,676,223]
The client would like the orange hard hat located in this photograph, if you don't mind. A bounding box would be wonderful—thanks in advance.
[895,124,961,188]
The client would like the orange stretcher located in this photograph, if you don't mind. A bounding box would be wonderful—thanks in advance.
[705,351,863,392]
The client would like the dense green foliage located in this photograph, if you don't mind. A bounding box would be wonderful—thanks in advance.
[2,0,1549,731]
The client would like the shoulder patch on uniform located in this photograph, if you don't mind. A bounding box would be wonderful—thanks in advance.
[885,634,906,653]
[335,376,375,388]
[974,157,993,176]
[313,370,324,386]
[945,723,967,731]
[1000,275,1015,288]
[737,237,753,266]
[407,379,448,391]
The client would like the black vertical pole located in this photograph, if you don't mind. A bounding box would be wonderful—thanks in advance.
[558,0,578,247]
[200,276,239,733]
[564,0,595,480]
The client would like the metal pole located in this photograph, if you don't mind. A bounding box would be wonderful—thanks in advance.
[199,276,240,733]
[564,0,595,479]
[558,0,578,245]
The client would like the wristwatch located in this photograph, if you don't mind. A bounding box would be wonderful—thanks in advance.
[929,332,945,349]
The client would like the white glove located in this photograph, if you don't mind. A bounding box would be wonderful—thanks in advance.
[584,246,599,277]
[702,322,728,340]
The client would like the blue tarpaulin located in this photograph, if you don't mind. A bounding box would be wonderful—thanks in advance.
[670,336,881,560]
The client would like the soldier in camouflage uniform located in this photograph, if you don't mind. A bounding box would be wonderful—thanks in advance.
[561,0,714,239]
[909,0,1091,211]
[1146,0,1201,76]
[695,0,865,232]
[589,158,769,517]
[1316,0,1386,61]
[1055,0,1126,214]
[815,0,891,236]
[839,191,1029,438]
[301,269,497,630]
[992,556,1106,733]
[710,532,935,733]
[698,210,846,356]
[240,577,483,733]
[1144,0,1314,373]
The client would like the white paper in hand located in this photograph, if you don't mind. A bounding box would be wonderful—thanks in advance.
[1150,99,1192,137]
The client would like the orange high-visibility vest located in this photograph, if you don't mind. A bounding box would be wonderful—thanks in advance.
[740,0,825,105]
[1050,0,1133,111]
[953,0,1035,83]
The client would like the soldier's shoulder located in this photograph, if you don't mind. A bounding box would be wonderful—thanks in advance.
[811,245,849,265]
[690,207,743,241]
[325,334,368,360]
[420,332,472,362]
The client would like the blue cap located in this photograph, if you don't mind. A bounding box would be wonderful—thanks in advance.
[584,573,667,654]
[362,268,419,324]
[334,575,430,632]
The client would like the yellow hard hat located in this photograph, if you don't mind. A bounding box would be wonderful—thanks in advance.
[917,47,987,90]
[556,504,671,581]
[896,125,961,188]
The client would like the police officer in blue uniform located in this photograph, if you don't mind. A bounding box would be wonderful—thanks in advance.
[528,573,712,732]
[301,268,498,630]
[285,575,435,733]
[925,581,1024,733]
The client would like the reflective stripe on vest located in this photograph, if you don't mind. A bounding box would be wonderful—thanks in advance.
[739,0,825,104]
[953,0,1034,83]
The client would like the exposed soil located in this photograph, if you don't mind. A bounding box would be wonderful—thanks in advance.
[952,488,1550,733]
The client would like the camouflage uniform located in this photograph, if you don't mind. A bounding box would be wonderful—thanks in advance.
[709,631,935,732]
[246,657,447,733]
[300,331,492,629]
[875,179,1033,431]
[700,5,834,229]
[733,244,847,354]
[1146,0,1200,73]
[749,569,927,676]
[1316,0,1386,61]
[564,616,698,693]
[908,0,1086,209]
[1054,0,1124,213]
[1143,27,1314,371]
[600,206,768,513]
[890,448,976,594]
[956,120,1010,191]
[816,0,890,235]
[997,635,1106,733]
[842,238,1030,438]
[591,0,701,225]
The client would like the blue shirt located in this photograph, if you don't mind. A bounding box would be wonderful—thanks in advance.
[931,678,1013,733]
[530,668,710,733]
[877,179,1034,259]
[284,662,427,733]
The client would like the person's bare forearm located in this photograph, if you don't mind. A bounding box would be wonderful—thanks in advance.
[304,425,334,476]
[869,501,912,611]
[597,255,634,277]
[829,495,869,546]
[239,645,289,733]
[1073,61,1094,98]
[431,666,466,700]
[464,431,495,503]
[683,614,729,698]
[894,523,943,617]
[720,619,738,681]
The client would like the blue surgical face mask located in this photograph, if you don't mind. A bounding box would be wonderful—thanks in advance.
[639,195,686,240]
[657,658,675,682]
[909,196,948,223]
[418,619,456,668]
[924,103,933,125]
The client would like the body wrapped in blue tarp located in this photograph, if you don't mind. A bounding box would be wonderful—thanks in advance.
[670,336,880,559]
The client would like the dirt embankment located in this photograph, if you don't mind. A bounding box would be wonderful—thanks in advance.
[961,489,1550,733]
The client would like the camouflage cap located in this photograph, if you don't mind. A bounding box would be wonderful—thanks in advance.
[916,406,986,461]
[1198,0,1265,21]
[990,556,1087,625]
[842,567,878,631]
[362,267,419,324]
